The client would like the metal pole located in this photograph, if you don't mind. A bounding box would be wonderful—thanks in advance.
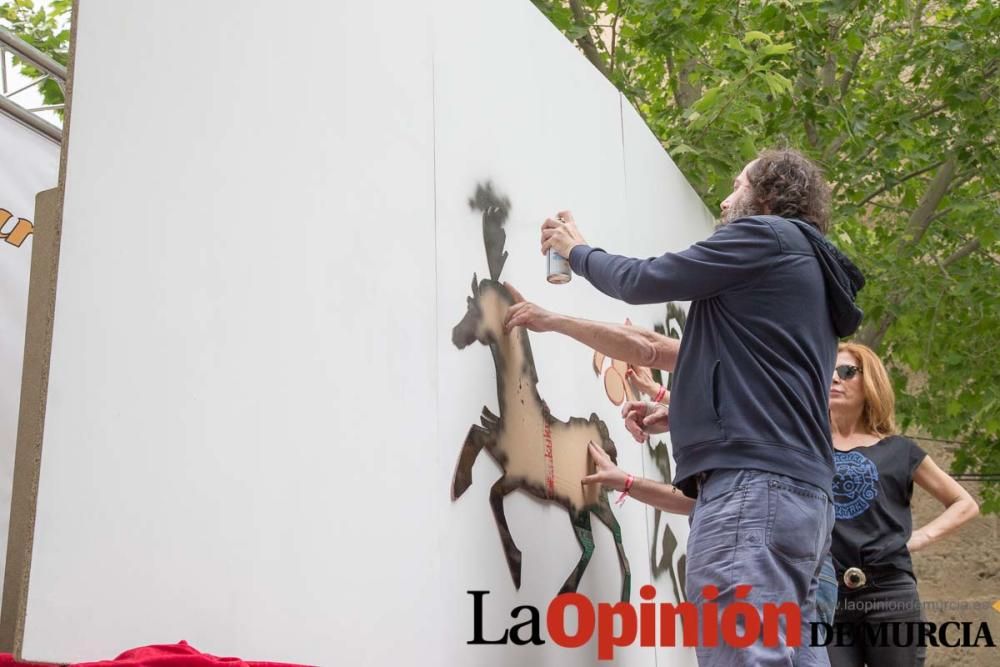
[0,94,61,143]
[1,47,8,94]
[0,29,67,83]
[5,73,50,99]
[0,29,65,142]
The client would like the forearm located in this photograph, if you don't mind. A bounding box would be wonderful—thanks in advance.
[626,476,695,515]
[570,247,674,305]
[913,497,979,546]
[550,313,679,371]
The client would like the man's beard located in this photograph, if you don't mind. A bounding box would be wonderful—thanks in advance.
[718,190,763,227]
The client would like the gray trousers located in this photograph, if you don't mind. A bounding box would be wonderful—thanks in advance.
[686,468,835,667]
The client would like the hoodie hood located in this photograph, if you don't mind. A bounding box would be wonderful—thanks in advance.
[785,218,866,337]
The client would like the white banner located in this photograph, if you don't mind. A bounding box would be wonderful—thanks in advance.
[0,111,59,587]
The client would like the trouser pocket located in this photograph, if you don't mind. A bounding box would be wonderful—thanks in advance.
[766,479,827,565]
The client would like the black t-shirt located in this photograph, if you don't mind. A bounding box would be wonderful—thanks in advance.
[831,435,928,578]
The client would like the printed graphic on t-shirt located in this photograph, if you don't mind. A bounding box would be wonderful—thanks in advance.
[832,450,880,519]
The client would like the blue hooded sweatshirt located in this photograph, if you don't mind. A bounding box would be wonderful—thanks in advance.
[569,215,865,498]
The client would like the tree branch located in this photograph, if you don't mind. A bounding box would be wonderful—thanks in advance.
[900,155,958,253]
[839,47,865,99]
[822,51,838,92]
[910,0,928,35]
[793,72,820,148]
[833,144,879,199]
[609,9,620,73]
[858,159,948,207]
[923,205,953,227]
[836,5,877,99]
[821,21,839,92]
[857,311,895,350]
[676,58,702,109]
[848,104,949,175]
[870,201,908,212]
[857,156,960,348]
[804,119,820,149]
[822,133,850,162]
[568,0,612,80]
[910,102,947,123]
[663,52,702,109]
[942,238,982,267]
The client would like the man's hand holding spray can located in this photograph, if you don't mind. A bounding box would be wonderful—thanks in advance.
[542,211,587,285]
[546,215,572,284]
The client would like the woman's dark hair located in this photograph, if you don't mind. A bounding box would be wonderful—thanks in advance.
[746,149,831,234]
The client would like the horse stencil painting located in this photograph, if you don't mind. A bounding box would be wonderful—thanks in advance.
[450,182,631,602]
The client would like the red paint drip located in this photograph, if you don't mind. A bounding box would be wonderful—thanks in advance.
[543,422,555,497]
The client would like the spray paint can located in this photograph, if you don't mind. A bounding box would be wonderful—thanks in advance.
[546,216,572,284]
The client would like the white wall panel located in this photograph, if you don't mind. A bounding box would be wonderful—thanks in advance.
[23,1,440,663]
[21,0,714,664]
[433,0,648,664]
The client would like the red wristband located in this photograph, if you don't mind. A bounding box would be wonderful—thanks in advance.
[615,474,635,507]
[654,385,667,403]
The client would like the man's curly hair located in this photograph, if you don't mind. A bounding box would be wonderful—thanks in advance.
[746,149,831,234]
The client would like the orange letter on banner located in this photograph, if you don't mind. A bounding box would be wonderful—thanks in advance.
[0,209,33,248]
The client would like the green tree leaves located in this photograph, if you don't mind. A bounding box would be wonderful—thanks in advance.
[533,0,1000,510]
[1,0,70,111]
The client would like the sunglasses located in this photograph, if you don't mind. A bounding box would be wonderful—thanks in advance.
[835,365,862,381]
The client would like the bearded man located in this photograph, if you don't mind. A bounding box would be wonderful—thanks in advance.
[537,149,865,667]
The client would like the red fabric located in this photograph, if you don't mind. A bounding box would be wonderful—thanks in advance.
[0,652,47,667]
[0,642,314,667]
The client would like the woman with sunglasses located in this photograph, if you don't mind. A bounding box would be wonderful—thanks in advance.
[826,342,979,667]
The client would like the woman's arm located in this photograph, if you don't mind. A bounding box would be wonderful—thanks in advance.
[551,315,680,371]
[908,457,980,552]
[583,442,695,515]
[625,474,696,516]
[626,364,670,401]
